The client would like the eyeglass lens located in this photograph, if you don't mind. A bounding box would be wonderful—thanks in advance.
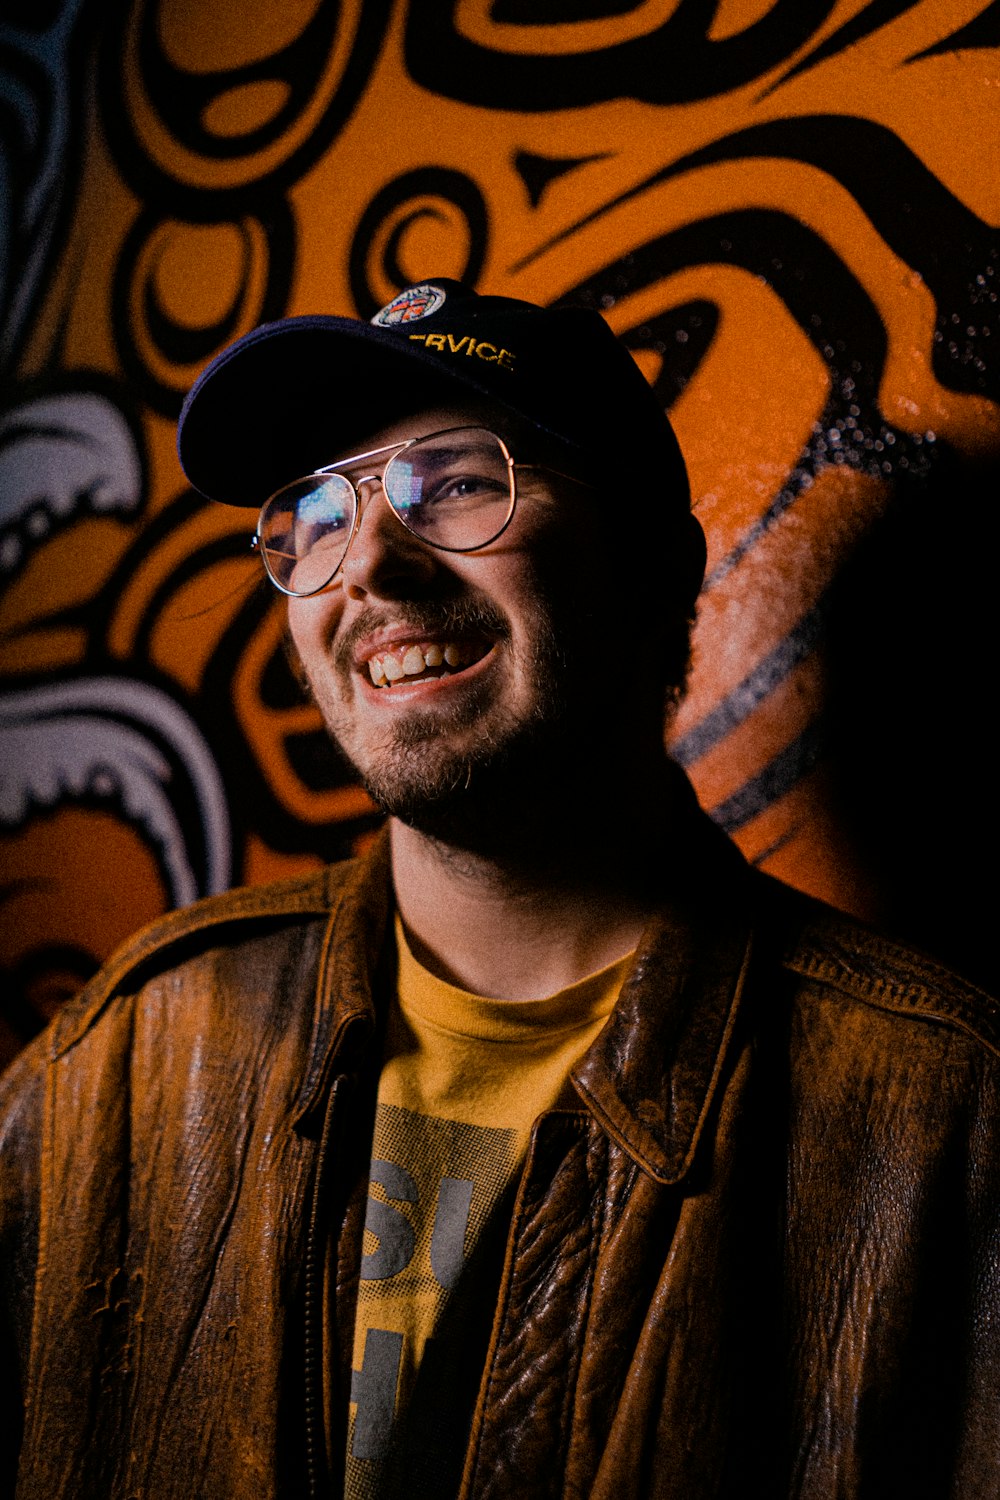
[257,428,515,595]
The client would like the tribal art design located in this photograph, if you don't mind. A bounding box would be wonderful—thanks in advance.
[1,0,998,1060]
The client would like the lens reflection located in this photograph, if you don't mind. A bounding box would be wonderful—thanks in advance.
[257,427,515,596]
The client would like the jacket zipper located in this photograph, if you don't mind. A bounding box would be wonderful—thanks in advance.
[304,1075,343,1500]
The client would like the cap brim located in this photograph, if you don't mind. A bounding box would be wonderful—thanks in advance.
[178,315,535,507]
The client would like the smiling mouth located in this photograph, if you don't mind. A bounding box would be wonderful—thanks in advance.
[364,637,492,688]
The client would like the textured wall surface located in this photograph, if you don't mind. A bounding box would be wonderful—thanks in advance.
[1,0,998,1067]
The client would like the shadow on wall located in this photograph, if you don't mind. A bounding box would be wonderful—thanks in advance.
[822,446,998,995]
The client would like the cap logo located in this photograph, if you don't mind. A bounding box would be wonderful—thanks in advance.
[371,283,447,327]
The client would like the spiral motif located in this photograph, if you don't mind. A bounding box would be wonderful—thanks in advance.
[349,169,490,318]
[2,0,999,1055]
[111,203,295,416]
[101,0,393,205]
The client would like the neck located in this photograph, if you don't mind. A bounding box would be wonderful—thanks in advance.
[389,756,682,1000]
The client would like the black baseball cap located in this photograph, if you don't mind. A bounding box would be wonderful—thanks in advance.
[177,278,693,525]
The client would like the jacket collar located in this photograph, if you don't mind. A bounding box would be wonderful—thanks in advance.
[295,780,757,1179]
[293,829,393,1129]
[571,791,755,1184]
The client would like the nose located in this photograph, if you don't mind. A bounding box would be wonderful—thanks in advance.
[341,475,437,601]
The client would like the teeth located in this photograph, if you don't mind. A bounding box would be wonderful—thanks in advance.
[366,639,481,687]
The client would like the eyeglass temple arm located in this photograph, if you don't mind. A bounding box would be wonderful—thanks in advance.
[516,462,597,493]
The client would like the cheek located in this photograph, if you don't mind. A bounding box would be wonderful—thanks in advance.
[525,540,602,631]
[285,598,346,700]
[510,501,606,606]
[287,595,336,656]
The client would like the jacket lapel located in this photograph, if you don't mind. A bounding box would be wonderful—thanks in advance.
[571,804,756,1185]
[293,830,393,1129]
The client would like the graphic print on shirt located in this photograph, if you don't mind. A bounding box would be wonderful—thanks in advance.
[346,1101,519,1500]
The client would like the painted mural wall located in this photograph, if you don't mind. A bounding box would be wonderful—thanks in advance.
[1,0,998,1068]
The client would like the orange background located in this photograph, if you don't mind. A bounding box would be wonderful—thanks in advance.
[2,0,998,1067]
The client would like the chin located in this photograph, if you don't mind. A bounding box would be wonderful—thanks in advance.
[357,730,509,826]
[354,695,564,844]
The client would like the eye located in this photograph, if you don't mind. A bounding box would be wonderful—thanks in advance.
[424,470,505,505]
[293,479,353,538]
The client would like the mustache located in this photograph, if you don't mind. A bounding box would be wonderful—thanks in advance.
[333,598,511,671]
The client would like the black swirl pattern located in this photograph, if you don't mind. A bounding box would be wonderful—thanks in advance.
[3,0,999,1064]
[138,0,344,162]
[349,168,490,318]
[98,0,394,210]
[0,0,91,375]
[640,115,997,401]
[908,0,1000,59]
[110,201,296,416]
[560,208,937,575]
[402,0,927,108]
[771,0,982,89]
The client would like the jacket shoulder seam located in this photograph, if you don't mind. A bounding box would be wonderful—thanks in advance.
[49,863,355,1060]
[754,873,1000,1058]
[782,940,1000,1059]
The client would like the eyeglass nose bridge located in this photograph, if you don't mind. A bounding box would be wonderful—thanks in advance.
[347,468,400,532]
[255,427,521,597]
[338,467,425,579]
[352,472,386,497]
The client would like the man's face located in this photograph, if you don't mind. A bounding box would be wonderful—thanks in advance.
[284,404,655,832]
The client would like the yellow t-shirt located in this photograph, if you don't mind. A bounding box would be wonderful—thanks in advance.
[344,918,632,1500]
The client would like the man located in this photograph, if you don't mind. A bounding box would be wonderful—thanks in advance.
[2,279,999,1499]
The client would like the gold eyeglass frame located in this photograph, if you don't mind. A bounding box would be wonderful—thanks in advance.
[252,425,519,598]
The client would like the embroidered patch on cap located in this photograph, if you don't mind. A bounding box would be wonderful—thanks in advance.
[371,283,448,327]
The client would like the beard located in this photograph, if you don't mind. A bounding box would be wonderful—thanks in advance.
[352,603,570,843]
[363,670,563,840]
[292,589,574,844]
[290,545,691,852]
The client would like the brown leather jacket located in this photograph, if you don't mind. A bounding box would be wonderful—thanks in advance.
[2,814,1000,1499]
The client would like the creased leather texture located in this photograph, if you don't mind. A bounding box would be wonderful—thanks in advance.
[2,804,1000,1499]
